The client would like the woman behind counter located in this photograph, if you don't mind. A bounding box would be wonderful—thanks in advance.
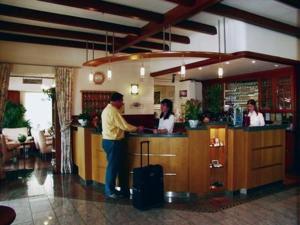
[247,99,265,126]
[153,99,175,134]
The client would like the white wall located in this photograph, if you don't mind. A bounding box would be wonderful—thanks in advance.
[73,63,154,115]
[154,78,202,118]
[9,76,54,92]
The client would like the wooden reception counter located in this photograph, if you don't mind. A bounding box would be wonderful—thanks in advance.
[72,124,286,194]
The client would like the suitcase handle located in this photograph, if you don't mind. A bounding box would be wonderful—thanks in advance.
[140,141,150,167]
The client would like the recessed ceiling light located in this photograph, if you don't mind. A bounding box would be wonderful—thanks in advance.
[225,61,230,65]
[274,64,279,67]
[251,60,256,64]
[198,67,202,70]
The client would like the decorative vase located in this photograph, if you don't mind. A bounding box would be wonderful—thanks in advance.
[188,120,199,128]
[78,119,88,127]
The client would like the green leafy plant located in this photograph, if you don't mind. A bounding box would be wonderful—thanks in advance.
[206,84,222,118]
[78,112,90,121]
[2,101,31,128]
[185,99,202,120]
[18,134,26,143]
[42,87,56,100]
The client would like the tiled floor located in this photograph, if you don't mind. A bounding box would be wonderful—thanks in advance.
[0,167,299,225]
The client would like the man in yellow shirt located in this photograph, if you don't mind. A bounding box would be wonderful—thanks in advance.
[101,92,143,198]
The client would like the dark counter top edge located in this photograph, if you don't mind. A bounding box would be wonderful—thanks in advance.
[127,133,187,138]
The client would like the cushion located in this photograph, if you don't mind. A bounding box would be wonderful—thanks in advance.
[2,128,28,142]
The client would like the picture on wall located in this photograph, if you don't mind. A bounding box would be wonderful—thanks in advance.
[179,90,187,97]
[154,91,160,104]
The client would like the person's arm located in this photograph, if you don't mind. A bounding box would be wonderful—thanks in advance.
[259,113,265,126]
[114,112,137,132]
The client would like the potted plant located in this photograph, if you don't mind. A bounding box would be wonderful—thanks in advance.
[185,99,201,128]
[17,134,27,143]
[78,112,90,126]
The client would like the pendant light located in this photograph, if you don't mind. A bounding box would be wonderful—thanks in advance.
[217,20,223,79]
[180,55,186,78]
[86,41,94,82]
[140,55,145,80]
[106,31,112,81]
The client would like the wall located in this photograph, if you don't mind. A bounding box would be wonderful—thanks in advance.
[154,77,202,118]
[73,63,154,115]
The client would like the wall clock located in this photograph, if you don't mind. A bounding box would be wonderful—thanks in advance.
[93,72,105,84]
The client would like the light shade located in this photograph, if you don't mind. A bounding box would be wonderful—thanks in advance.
[218,67,223,78]
[140,66,145,78]
[107,69,112,80]
[88,72,94,82]
[131,84,139,95]
[180,65,186,78]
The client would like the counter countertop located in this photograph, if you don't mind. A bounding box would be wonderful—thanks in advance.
[228,124,287,131]
[128,132,187,138]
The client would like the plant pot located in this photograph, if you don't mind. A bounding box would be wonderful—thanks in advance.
[188,120,199,128]
[78,119,88,127]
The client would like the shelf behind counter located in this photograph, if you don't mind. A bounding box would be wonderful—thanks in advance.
[72,123,286,194]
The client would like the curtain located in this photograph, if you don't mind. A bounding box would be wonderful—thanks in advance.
[55,67,73,174]
[0,63,11,179]
[0,63,11,127]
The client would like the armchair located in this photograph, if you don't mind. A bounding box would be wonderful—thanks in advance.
[0,134,20,163]
[37,131,53,158]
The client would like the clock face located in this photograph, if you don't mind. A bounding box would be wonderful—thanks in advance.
[93,72,105,84]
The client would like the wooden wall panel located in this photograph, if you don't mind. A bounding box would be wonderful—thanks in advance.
[188,130,210,194]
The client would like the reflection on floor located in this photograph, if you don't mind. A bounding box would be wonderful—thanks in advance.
[4,148,53,172]
[0,168,299,225]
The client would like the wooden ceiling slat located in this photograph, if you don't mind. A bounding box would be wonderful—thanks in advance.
[164,0,196,6]
[0,32,150,54]
[0,21,169,51]
[205,3,300,38]
[0,4,189,44]
[276,0,300,9]
[116,0,220,52]
[39,0,217,34]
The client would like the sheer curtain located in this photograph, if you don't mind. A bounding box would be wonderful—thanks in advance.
[0,63,11,179]
[55,67,73,174]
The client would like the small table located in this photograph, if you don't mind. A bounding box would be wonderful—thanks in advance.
[20,140,34,169]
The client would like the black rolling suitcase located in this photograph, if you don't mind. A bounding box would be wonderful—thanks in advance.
[132,141,164,210]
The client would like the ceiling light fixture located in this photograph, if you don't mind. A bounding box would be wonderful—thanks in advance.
[217,19,223,79]
[198,67,202,70]
[85,41,94,82]
[140,56,145,80]
[225,61,230,65]
[106,31,112,80]
[252,60,256,64]
[274,64,279,67]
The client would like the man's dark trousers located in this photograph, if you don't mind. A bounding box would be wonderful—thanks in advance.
[102,139,128,196]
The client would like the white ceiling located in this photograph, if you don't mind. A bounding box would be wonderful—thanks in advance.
[159,57,290,81]
[223,0,300,27]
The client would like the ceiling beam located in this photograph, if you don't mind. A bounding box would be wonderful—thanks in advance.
[276,0,300,9]
[39,0,216,34]
[165,0,196,6]
[0,4,189,44]
[0,21,169,51]
[116,0,220,52]
[205,3,300,38]
[0,32,150,54]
